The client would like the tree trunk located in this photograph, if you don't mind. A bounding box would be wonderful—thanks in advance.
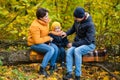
[0,49,43,65]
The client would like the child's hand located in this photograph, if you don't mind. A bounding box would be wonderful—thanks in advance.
[67,43,72,48]
[50,37,53,42]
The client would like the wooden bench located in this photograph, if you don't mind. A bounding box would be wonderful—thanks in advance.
[30,49,107,62]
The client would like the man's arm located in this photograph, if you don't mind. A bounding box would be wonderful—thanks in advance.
[66,23,76,35]
[72,24,95,47]
[62,23,76,38]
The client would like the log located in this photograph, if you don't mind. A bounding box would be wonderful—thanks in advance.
[0,48,107,65]
[0,49,43,65]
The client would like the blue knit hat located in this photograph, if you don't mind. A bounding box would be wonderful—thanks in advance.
[74,7,85,18]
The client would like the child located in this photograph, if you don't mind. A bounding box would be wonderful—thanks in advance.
[49,21,69,68]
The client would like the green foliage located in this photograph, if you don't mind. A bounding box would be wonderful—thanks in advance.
[11,69,34,80]
[0,56,3,66]
[0,0,120,48]
[0,59,3,66]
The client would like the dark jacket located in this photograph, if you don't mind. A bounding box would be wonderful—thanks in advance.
[66,13,95,47]
[49,33,69,47]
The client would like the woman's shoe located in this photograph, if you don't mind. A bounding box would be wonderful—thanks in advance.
[75,76,80,80]
[38,66,48,77]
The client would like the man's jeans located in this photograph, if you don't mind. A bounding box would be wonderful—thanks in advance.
[30,43,58,68]
[66,44,96,76]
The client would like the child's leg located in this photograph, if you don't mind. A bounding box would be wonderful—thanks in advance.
[59,47,66,63]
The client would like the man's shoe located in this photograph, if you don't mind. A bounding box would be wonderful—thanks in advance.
[38,66,48,77]
[63,72,73,80]
[75,76,80,80]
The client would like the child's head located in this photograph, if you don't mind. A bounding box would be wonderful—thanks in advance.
[51,21,61,32]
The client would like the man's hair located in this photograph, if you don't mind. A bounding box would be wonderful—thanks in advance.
[36,8,49,19]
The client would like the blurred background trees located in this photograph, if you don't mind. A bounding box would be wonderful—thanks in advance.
[0,0,120,53]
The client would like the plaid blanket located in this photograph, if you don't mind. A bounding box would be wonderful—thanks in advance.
[82,49,107,62]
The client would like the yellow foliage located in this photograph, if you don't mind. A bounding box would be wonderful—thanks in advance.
[103,76,109,80]
[100,72,108,75]
[114,71,120,75]
[47,77,57,80]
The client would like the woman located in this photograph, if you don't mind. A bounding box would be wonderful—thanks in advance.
[27,8,58,77]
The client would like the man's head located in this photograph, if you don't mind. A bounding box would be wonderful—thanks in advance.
[73,7,85,22]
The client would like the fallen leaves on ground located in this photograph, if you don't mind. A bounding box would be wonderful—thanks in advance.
[0,63,120,80]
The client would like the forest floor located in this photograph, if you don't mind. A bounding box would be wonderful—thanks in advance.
[0,63,119,80]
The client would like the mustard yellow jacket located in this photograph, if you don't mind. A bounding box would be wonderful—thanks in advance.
[27,19,51,46]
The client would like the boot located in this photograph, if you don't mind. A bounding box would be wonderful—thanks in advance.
[38,66,48,77]
[75,76,80,80]
[49,64,58,71]
[60,62,66,68]
[63,72,73,80]
[49,65,57,74]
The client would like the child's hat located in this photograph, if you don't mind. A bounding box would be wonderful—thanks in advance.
[51,21,61,31]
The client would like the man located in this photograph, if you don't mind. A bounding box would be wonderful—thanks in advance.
[62,7,96,80]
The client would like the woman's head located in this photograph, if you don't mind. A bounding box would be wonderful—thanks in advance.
[51,21,61,32]
[36,8,49,22]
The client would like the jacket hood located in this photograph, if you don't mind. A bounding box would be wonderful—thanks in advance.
[81,12,93,23]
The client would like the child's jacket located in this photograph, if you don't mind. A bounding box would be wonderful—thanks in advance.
[49,33,69,47]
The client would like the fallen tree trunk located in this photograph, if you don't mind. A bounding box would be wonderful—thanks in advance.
[0,49,107,65]
[0,49,43,65]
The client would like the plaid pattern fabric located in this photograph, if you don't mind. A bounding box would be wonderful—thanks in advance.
[82,49,107,62]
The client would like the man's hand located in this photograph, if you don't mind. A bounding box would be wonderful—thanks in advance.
[67,43,72,48]
[61,32,67,38]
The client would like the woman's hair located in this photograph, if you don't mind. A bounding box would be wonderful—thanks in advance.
[36,8,49,19]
